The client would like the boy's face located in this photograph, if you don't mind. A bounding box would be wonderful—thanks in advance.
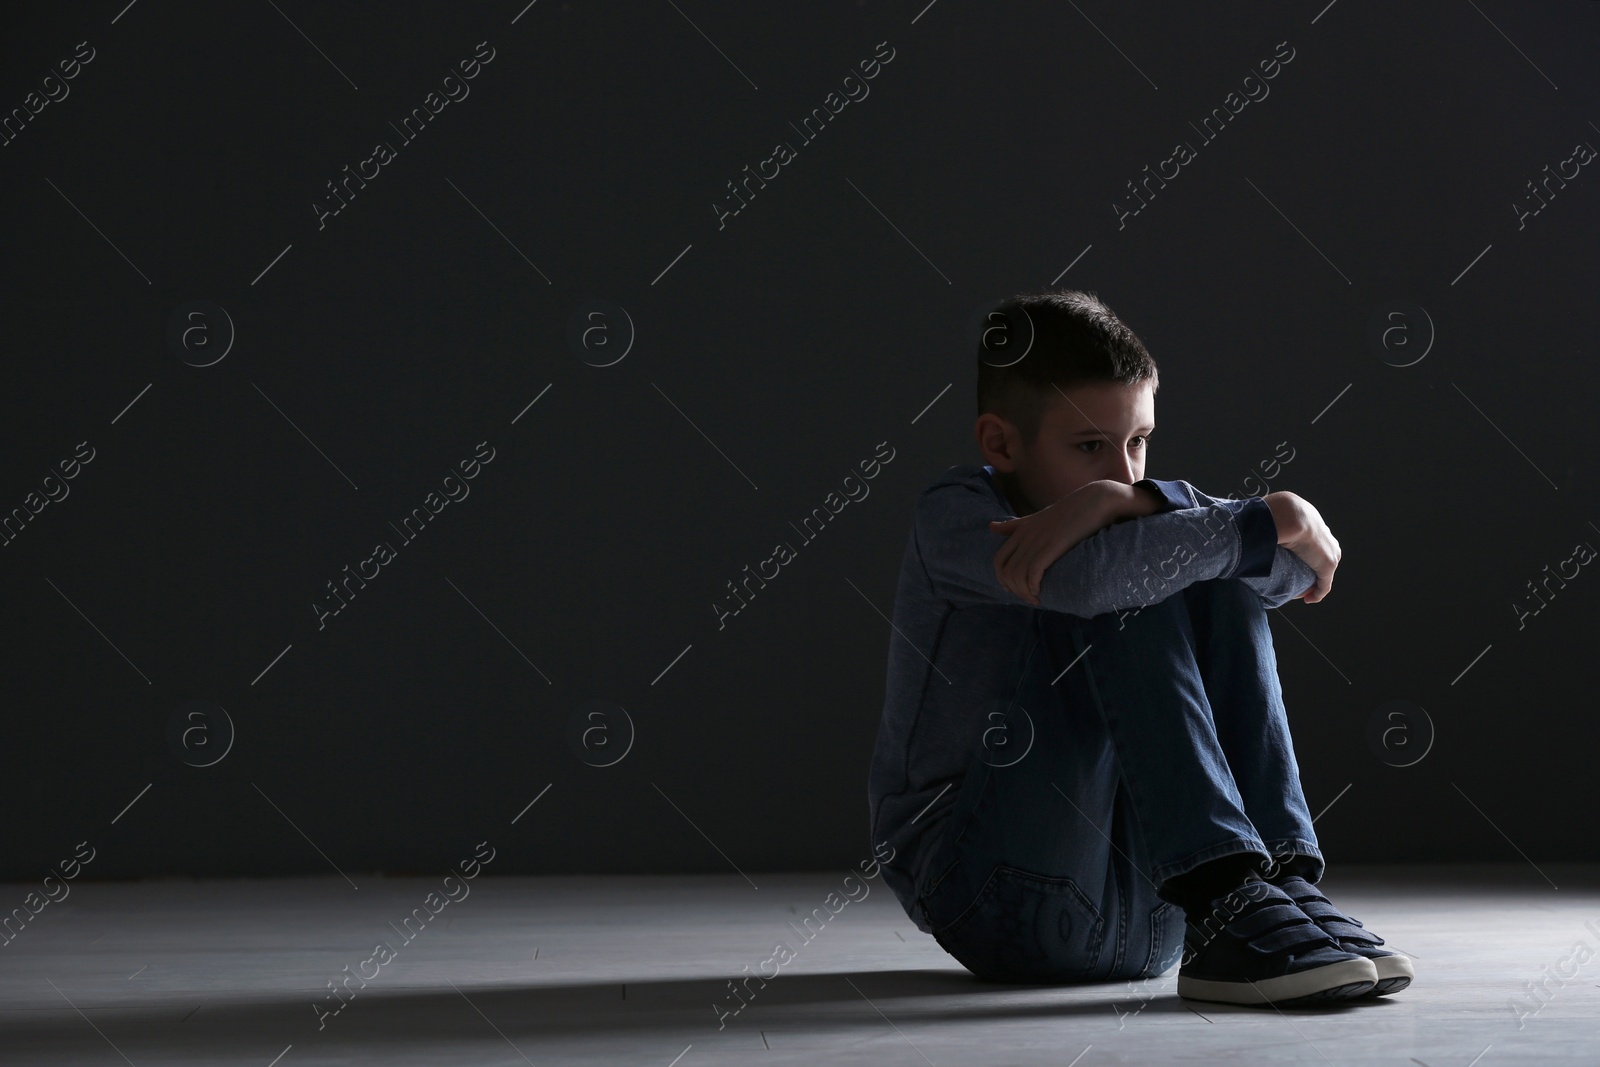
[975,380,1155,516]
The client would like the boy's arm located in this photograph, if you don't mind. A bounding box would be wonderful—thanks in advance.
[915,473,1281,619]
[1178,483,1319,609]
[1239,548,1319,609]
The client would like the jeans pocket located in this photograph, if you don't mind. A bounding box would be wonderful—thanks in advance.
[931,864,1106,983]
[1144,901,1185,978]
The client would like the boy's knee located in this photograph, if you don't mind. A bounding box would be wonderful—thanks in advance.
[1182,577,1264,619]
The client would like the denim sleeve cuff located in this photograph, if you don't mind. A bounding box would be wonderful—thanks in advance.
[1131,477,1193,513]
[1228,495,1279,578]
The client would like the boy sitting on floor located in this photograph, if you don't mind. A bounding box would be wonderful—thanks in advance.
[867,287,1412,1005]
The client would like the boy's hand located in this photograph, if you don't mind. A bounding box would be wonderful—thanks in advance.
[988,481,1146,606]
[1265,491,1341,604]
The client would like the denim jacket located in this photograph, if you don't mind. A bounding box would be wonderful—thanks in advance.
[867,463,1318,932]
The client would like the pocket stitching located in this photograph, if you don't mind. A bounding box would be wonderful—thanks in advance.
[938,864,1107,969]
[1145,901,1184,976]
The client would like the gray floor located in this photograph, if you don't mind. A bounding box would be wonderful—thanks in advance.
[3,864,1594,1065]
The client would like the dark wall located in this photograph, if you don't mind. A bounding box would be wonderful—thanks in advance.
[2,1,1594,883]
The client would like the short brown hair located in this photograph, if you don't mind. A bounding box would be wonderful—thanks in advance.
[976,287,1160,446]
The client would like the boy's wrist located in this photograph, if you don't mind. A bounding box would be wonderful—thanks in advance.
[1106,480,1166,523]
[1264,491,1304,544]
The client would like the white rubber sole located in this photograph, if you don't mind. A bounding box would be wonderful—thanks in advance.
[1374,953,1414,981]
[1177,957,1379,1006]
[1369,952,1415,994]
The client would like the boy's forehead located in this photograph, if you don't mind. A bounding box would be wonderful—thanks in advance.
[1044,381,1155,427]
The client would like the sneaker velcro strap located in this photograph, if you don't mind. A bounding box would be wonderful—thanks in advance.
[1317,918,1375,942]
[1228,900,1312,940]
[1292,897,1349,921]
[1290,897,1378,942]
[1280,880,1370,928]
[1244,922,1336,956]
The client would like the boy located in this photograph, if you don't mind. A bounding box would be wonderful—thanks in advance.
[867,287,1413,1005]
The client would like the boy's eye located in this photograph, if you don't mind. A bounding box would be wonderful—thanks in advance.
[1077,436,1148,454]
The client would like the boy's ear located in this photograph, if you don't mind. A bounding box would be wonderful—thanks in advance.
[975,413,1022,472]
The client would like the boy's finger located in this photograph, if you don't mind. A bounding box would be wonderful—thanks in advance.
[1009,560,1033,603]
[993,538,1017,571]
[994,558,1016,597]
[1009,556,1031,600]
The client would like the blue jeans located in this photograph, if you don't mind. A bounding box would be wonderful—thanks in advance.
[911,577,1323,983]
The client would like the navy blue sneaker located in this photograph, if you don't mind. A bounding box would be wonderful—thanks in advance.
[1176,878,1378,1006]
[1271,875,1414,995]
